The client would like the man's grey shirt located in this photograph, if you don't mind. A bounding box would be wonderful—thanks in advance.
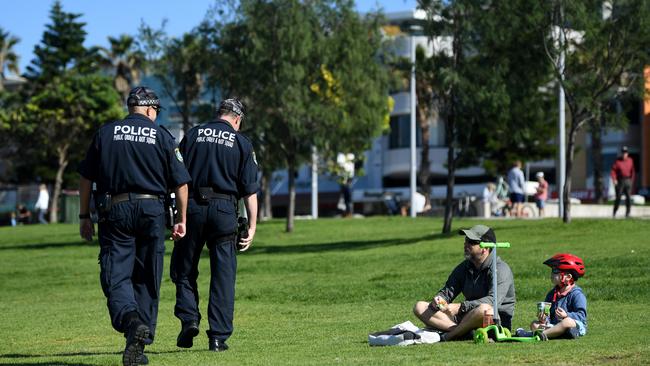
[436,254,516,320]
[507,167,525,195]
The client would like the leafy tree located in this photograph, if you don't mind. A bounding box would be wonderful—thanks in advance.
[417,0,486,233]
[21,74,122,221]
[308,2,391,173]
[96,34,145,103]
[156,31,210,134]
[0,28,21,167]
[136,19,168,70]
[0,27,20,92]
[201,9,285,220]
[24,1,95,84]
[418,0,555,232]
[471,0,556,174]
[15,1,123,222]
[214,0,390,232]
[238,0,319,232]
[542,0,650,222]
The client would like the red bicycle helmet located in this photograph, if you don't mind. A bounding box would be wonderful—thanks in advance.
[543,253,585,279]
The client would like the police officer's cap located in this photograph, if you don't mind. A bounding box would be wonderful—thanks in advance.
[218,98,246,118]
[127,86,163,109]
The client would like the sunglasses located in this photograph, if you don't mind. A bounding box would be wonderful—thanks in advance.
[464,238,481,246]
[552,268,562,274]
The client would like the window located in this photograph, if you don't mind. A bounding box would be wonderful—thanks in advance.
[388,115,421,149]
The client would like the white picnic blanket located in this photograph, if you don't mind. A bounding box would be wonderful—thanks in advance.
[368,321,441,346]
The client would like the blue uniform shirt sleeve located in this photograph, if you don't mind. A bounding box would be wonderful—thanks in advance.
[163,133,191,188]
[78,131,101,181]
[238,142,259,197]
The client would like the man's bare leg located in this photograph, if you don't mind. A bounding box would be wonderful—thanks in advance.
[443,304,492,341]
[413,301,458,331]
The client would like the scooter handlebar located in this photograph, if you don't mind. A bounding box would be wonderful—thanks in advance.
[479,242,511,248]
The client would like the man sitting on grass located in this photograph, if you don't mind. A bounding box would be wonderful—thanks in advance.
[413,225,516,341]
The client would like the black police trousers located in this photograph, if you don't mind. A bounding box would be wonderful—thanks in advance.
[97,198,165,344]
[170,197,238,341]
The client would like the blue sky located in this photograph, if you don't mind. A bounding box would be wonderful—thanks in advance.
[1,0,417,75]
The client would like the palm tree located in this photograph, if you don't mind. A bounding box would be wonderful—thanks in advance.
[0,27,20,92]
[157,32,208,133]
[97,34,145,102]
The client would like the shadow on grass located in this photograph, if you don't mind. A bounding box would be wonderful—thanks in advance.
[240,231,455,256]
[0,349,184,359]
[0,349,187,366]
[1,352,118,359]
[0,241,90,251]
[0,363,96,366]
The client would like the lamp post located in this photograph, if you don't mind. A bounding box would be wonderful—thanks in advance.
[409,24,423,218]
[556,7,566,218]
[558,47,566,217]
[311,146,318,219]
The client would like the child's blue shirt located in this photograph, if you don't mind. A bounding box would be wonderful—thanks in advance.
[544,285,588,328]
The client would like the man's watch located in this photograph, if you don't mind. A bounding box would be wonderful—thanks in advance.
[79,213,91,219]
[458,302,466,314]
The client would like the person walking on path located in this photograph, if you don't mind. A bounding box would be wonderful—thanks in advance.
[610,146,635,218]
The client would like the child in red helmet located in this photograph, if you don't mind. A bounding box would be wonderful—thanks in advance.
[516,253,588,340]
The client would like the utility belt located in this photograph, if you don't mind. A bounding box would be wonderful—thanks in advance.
[194,187,237,204]
[95,192,162,215]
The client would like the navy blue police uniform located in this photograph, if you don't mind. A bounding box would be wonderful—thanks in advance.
[170,101,258,350]
[78,90,191,351]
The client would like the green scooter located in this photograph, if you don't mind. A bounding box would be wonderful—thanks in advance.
[473,242,541,344]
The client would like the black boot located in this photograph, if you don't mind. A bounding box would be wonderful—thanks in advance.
[208,338,229,352]
[123,313,150,366]
[177,320,200,348]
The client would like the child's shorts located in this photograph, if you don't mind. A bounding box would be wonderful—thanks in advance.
[564,319,587,339]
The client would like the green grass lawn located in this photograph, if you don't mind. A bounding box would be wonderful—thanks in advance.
[1,217,649,365]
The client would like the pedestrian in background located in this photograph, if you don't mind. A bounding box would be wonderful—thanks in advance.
[534,172,548,217]
[16,204,31,225]
[610,146,635,218]
[507,161,526,217]
[34,184,49,224]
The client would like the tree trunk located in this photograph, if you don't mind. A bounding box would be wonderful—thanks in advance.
[286,161,296,233]
[417,109,431,208]
[563,125,578,223]
[442,108,456,234]
[590,118,604,203]
[260,172,273,220]
[51,143,70,223]
[182,92,191,134]
[443,8,462,234]
[443,145,456,234]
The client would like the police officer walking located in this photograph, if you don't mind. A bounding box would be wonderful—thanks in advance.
[171,98,258,352]
[78,87,191,366]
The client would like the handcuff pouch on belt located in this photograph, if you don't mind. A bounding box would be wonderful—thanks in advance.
[197,187,214,204]
[95,193,112,216]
